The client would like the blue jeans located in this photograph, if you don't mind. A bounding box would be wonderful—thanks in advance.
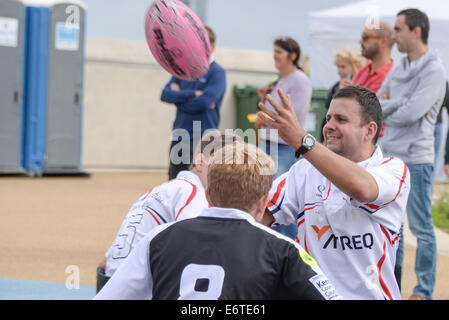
[261,141,298,240]
[432,123,442,183]
[396,163,437,299]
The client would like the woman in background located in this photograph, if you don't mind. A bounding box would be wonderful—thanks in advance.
[257,37,312,178]
[257,37,311,240]
[320,47,367,141]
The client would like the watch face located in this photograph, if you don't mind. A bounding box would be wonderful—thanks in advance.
[304,135,315,148]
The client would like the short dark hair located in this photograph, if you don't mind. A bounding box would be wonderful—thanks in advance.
[190,131,241,169]
[332,86,383,145]
[397,8,430,45]
[204,26,215,44]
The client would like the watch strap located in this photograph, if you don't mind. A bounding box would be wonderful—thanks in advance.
[295,145,309,158]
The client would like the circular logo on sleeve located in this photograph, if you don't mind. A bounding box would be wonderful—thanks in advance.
[299,249,318,268]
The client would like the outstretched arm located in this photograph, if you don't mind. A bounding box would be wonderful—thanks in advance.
[257,89,379,202]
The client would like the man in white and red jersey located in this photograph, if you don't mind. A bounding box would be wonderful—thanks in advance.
[96,131,240,292]
[258,85,410,300]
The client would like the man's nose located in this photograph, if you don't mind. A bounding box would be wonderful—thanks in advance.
[323,119,336,132]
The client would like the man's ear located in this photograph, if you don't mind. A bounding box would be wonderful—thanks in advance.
[413,26,422,42]
[255,194,270,222]
[258,194,270,212]
[365,121,378,143]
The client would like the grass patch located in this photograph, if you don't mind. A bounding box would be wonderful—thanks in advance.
[432,191,449,234]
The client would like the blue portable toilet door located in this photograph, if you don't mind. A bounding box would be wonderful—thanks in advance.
[0,0,25,173]
[45,2,85,172]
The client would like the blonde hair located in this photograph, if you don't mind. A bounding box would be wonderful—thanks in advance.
[334,47,368,75]
[207,142,274,212]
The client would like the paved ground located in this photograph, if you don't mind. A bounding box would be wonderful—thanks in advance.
[0,172,448,299]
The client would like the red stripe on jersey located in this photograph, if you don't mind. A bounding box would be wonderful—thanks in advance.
[145,208,161,225]
[144,176,182,200]
[295,220,305,247]
[142,189,154,201]
[304,234,309,254]
[365,203,380,210]
[380,225,400,246]
[142,176,183,201]
[377,242,393,300]
[363,162,408,210]
[381,157,394,165]
[379,163,408,207]
[386,163,407,205]
[323,183,332,201]
[175,179,198,220]
[268,177,287,208]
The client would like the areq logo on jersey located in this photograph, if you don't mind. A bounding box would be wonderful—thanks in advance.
[322,233,374,250]
[311,225,374,251]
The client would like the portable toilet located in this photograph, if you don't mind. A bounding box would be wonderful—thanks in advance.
[22,0,87,175]
[0,0,27,173]
[21,1,49,174]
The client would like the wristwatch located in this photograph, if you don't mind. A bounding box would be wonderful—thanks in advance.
[295,134,316,158]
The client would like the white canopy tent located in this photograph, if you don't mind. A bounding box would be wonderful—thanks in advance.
[307,0,449,89]
[307,0,449,181]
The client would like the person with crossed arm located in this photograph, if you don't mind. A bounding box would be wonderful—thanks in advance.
[160,26,226,180]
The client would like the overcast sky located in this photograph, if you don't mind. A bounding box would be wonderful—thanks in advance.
[82,0,361,53]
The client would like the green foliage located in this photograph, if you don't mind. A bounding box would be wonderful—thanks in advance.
[432,191,449,233]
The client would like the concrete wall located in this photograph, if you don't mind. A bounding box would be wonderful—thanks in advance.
[82,37,276,170]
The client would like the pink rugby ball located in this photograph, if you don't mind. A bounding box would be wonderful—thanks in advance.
[144,0,211,81]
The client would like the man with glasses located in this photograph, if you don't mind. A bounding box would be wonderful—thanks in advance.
[342,21,394,94]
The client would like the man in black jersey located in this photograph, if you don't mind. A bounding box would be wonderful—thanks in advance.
[94,142,341,300]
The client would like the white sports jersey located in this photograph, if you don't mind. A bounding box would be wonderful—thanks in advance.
[267,146,410,300]
[104,171,208,276]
